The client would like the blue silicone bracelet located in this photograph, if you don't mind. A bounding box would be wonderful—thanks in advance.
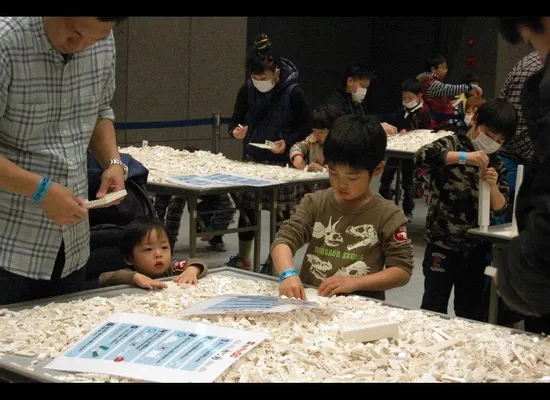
[459,151,467,164]
[279,268,298,282]
[32,177,52,202]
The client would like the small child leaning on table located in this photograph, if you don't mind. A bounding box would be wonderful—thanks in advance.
[99,217,208,289]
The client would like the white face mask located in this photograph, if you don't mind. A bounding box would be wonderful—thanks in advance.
[472,131,501,154]
[403,99,419,109]
[252,78,274,93]
[464,114,473,126]
[352,87,367,103]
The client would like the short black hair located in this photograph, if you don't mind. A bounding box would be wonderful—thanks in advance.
[341,63,376,86]
[401,78,422,95]
[96,17,128,25]
[475,98,517,141]
[120,217,173,260]
[246,33,281,75]
[426,55,447,71]
[312,104,343,130]
[498,17,545,44]
[323,115,387,175]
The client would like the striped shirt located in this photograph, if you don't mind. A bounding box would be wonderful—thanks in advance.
[498,51,543,163]
[0,17,116,279]
[424,72,471,98]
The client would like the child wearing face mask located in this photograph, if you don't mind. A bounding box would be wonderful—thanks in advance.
[327,64,398,135]
[417,55,483,128]
[414,98,517,322]
[225,33,312,273]
[379,79,432,222]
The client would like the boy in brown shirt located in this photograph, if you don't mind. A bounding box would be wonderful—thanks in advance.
[271,115,415,300]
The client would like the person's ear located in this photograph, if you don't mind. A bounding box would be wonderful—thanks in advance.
[373,161,385,177]
[124,255,134,266]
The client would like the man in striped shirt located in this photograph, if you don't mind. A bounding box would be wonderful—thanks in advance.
[0,17,127,305]
[417,55,483,128]
[496,51,542,223]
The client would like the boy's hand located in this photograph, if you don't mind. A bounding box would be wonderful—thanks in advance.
[308,163,325,172]
[279,276,306,300]
[466,151,489,169]
[133,273,168,290]
[399,129,407,134]
[482,167,498,187]
[292,155,306,169]
[318,275,358,297]
[173,266,201,285]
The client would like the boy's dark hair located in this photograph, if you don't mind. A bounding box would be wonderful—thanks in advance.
[96,17,128,25]
[426,55,447,71]
[246,33,281,75]
[401,78,422,95]
[341,63,376,86]
[120,217,173,260]
[312,104,343,130]
[475,98,517,141]
[461,72,480,85]
[323,115,387,175]
[498,17,545,44]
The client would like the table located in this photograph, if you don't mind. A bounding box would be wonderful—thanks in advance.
[148,175,330,276]
[0,267,305,383]
[2,266,543,383]
[468,223,517,325]
[147,181,266,273]
[384,149,415,206]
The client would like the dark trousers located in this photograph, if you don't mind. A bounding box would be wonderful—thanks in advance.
[237,207,291,242]
[0,241,86,306]
[420,242,489,322]
[379,158,415,214]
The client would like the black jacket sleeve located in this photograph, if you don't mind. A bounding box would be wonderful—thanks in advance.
[498,160,550,318]
[284,86,313,149]
[228,84,248,139]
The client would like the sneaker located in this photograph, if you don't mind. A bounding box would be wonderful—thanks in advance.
[260,262,272,275]
[405,212,413,223]
[221,255,251,271]
[208,238,227,252]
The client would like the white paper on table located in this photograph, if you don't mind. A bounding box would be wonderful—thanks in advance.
[180,294,333,316]
[45,312,269,383]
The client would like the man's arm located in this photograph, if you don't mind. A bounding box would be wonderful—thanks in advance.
[88,47,120,168]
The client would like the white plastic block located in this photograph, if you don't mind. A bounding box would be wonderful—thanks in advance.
[340,317,399,342]
[511,164,524,235]
[484,266,497,277]
[478,177,490,231]
[83,190,127,209]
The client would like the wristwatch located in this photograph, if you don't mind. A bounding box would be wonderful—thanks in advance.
[108,159,128,180]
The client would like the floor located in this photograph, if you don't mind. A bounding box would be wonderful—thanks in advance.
[172,175,457,316]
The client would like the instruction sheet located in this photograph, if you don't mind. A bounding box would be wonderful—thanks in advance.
[164,172,276,188]
[180,294,333,316]
[45,312,268,383]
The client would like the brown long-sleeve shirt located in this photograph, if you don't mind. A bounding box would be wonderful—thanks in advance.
[98,258,208,288]
[271,189,414,300]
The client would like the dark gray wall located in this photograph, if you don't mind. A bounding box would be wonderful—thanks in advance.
[246,17,498,115]
[111,17,526,162]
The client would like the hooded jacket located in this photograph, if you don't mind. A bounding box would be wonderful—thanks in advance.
[229,58,311,163]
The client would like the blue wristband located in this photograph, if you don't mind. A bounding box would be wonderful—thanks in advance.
[279,268,298,282]
[32,177,52,202]
[459,151,467,165]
